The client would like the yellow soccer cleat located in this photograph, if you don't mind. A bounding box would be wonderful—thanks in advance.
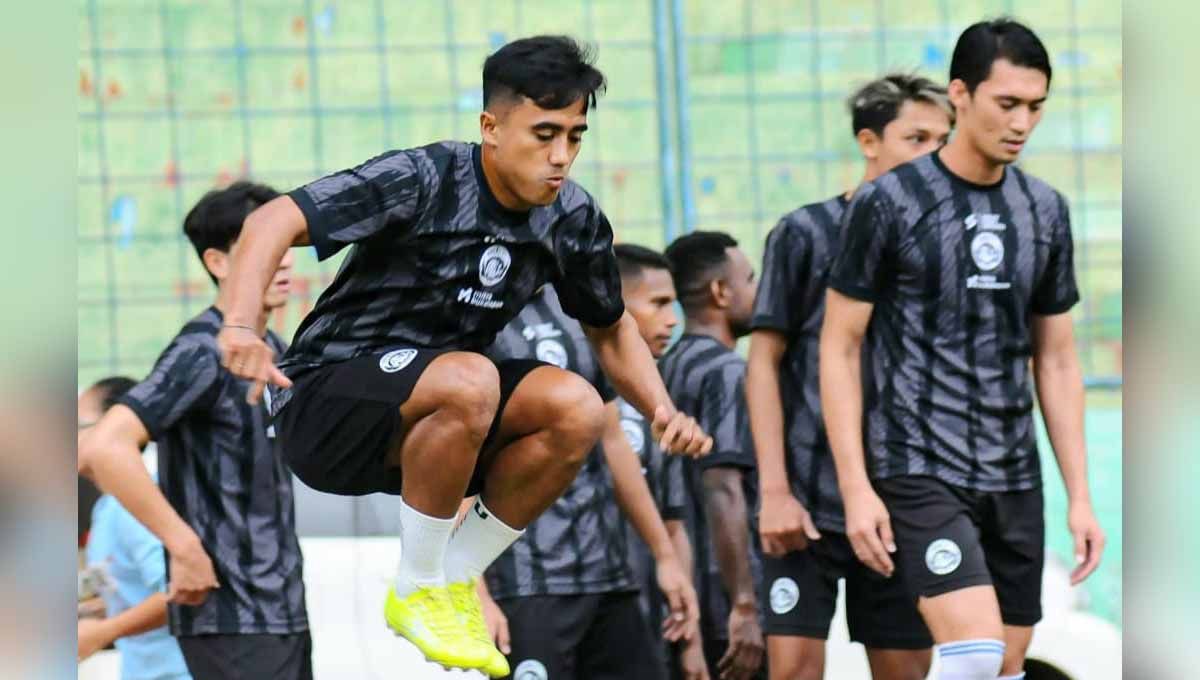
[383,584,492,671]
[449,580,511,678]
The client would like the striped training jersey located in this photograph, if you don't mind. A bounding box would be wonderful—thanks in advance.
[483,286,635,598]
[829,151,1080,492]
[117,307,307,636]
[751,195,850,533]
[659,334,762,642]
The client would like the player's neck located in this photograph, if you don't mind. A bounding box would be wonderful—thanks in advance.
[479,145,532,212]
[683,315,736,349]
[939,137,1005,185]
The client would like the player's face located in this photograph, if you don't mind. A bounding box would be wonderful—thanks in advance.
[484,96,588,208]
[722,247,757,337]
[877,100,952,173]
[263,249,294,310]
[622,267,678,358]
[952,58,1048,165]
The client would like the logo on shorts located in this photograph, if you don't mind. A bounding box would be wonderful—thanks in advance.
[379,349,418,374]
[535,338,569,368]
[514,659,548,680]
[925,538,962,575]
[621,419,645,454]
[970,232,1004,271]
[479,244,512,287]
[769,577,800,614]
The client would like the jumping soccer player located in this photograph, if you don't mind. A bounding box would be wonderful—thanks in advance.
[746,73,953,680]
[213,36,711,675]
[820,19,1105,680]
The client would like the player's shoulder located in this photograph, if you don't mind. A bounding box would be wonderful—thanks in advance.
[1008,164,1067,209]
[774,195,847,237]
[554,178,599,216]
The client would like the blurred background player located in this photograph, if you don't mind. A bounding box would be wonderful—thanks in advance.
[663,232,766,680]
[477,283,700,680]
[78,182,311,680]
[78,376,192,680]
[821,19,1106,680]
[745,73,953,680]
[613,244,706,680]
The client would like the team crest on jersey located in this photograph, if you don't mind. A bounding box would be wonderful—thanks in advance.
[479,244,512,287]
[621,419,645,454]
[535,339,568,368]
[514,659,548,680]
[379,348,418,373]
[769,577,800,614]
[970,232,1004,271]
[925,538,962,575]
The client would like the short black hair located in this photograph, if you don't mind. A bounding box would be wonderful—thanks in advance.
[183,180,280,284]
[663,231,738,312]
[614,243,671,282]
[950,18,1052,94]
[482,35,607,112]
[848,73,953,137]
[89,376,137,412]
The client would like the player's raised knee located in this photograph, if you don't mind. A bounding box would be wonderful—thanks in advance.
[425,352,501,435]
[543,372,606,454]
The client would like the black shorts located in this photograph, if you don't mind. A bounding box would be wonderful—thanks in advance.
[874,475,1045,627]
[760,532,932,649]
[499,591,667,680]
[276,348,547,496]
[177,631,312,680]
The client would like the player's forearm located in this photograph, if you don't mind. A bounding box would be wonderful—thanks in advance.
[221,196,308,326]
[602,406,675,558]
[819,330,871,495]
[1035,351,1090,505]
[586,313,676,419]
[701,468,757,605]
[78,435,198,554]
[745,334,790,495]
[667,520,694,581]
[100,592,170,642]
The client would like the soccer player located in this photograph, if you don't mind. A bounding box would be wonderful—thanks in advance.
[745,73,953,680]
[213,36,711,674]
[78,376,192,680]
[820,19,1106,680]
[613,244,706,679]
[662,232,765,680]
[78,182,311,679]
[476,283,699,680]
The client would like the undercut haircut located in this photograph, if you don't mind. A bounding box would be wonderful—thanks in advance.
[482,35,607,112]
[848,73,953,137]
[950,18,1052,94]
[183,180,280,284]
[614,243,672,283]
[663,231,738,313]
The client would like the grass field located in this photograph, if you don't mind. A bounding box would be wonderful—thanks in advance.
[78,0,1122,624]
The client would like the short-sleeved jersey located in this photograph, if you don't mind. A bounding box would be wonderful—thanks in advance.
[829,151,1080,492]
[483,286,635,599]
[618,397,687,624]
[750,195,849,532]
[276,141,624,403]
[117,307,308,636]
[658,334,762,642]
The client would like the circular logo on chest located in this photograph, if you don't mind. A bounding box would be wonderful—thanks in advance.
[970,232,1004,271]
[535,338,568,368]
[621,419,646,454]
[479,244,512,287]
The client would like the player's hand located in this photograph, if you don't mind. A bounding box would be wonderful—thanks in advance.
[165,532,219,606]
[477,581,511,655]
[652,405,713,458]
[718,601,764,680]
[843,486,895,578]
[216,324,292,404]
[1067,500,1105,585]
[679,636,711,680]
[759,489,822,556]
[656,556,699,643]
[77,618,111,661]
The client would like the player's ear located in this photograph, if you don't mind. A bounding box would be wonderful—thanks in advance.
[202,247,230,282]
[480,110,499,148]
[708,278,729,309]
[947,78,971,113]
[856,128,880,161]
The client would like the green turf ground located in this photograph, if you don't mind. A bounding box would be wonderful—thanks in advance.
[78,0,1121,624]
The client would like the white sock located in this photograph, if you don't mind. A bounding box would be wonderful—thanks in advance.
[936,639,1005,679]
[999,675,1025,679]
[444,498,524,584]
[395,498,455,597]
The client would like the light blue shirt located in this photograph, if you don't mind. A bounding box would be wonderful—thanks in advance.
[86,495,191,680]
